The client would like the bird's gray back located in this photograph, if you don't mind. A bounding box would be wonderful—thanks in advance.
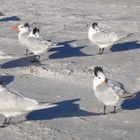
[27,37,49,53]
[107,79,127,96]
[92,32,118,45]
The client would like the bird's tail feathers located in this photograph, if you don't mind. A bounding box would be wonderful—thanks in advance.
[33,102,57,110]
[118,33,134,40]
[43,40,57,47]
[120,92,137,99]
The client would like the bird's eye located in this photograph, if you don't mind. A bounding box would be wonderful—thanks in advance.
[98,77,101,79]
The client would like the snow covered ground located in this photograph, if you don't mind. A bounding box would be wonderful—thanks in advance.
[0,0,140,139]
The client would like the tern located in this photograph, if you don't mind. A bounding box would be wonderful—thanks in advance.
[0,81,57,127]
[26,27,52,62]
[88,22,133,54]
[10,23,31,55]
[11,24,57,62]
[93,66,136,114]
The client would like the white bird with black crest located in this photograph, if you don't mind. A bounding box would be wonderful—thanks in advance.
[25,27,53,62]
[10,23,31,55]
[0,81,57,127]
[93,66,137,114]
[10,23,57,62]
[88,22,133,54]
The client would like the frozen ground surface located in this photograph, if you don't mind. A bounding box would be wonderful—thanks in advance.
[0,0,140,139]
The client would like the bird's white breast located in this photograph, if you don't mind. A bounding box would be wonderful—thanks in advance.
[95,83,120,106]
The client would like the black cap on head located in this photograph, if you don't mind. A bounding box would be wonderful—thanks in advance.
[94,66,103,76]
[92,22,98,28]
[24,23,30,27]
[33,27,40,34]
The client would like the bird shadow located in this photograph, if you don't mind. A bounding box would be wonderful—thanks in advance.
[0,16,20,22]
[121,91,140,110]
[49,40,91,59]
[1,55,41,69]
[0,75,14,85]
[26,99,100,121]
[110,41,140,52]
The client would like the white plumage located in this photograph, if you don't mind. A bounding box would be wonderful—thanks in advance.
[17,23,31,55]
[11,23,57,61]
[93,66,136,114]
[0,82,56,127]
[88,22,133,54]
[26,27,50,55]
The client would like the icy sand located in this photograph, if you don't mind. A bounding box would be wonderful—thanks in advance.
[0,0,140,139]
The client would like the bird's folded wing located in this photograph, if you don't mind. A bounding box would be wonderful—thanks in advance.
[27,37,49,51]
[107,79,127,96]
[93,32,118,45]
